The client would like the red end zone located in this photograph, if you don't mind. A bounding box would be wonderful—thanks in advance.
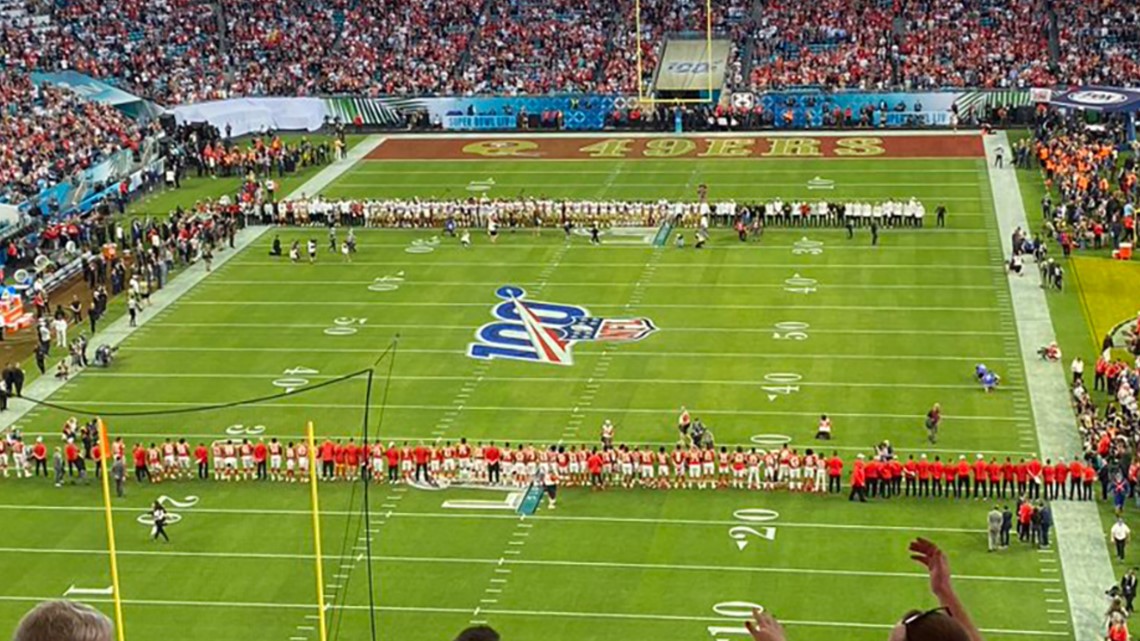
[367,135,984,160]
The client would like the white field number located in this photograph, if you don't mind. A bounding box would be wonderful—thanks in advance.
[324,317,368,336]
[273,367,319,392]
[406,237,440,254]
[762,372,801,401]
[136,495,200,526]
[792,237,824,255]
[707,601,766,639]
[225,424,266,436]
[369,271,405,292]
[784,273,817,294]
[728,509,779,550]
[771,321,809,341]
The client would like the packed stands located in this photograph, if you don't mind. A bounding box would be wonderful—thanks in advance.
[1,0,1139,101]
[0,69,148,206]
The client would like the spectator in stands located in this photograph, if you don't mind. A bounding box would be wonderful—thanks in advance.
[13,600,113,641]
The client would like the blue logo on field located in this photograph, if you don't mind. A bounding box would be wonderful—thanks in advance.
[467,286,658,366]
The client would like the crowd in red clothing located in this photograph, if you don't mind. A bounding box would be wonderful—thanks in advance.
[3,0,1139,101]
[0,69,151,205]
[847,451,1098,501]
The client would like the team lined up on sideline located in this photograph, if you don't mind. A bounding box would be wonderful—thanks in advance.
[0,432,1105,501]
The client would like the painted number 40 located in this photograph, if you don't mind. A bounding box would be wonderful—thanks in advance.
[324,317,367,336]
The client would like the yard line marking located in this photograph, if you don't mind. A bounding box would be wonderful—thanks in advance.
[1047,610,1067,614]
[480,599,499,604]
[0,546,1056,583]
[503,550,522,555]
[233,260,999,270]
[208,279,997,291]
[1047,599,1065,603]
[296,626,315,631]
[80,371,1013,391]
[490,579,508,584]
[0,594,1061,634]
[153,322,1010,337]
[43,401,1025,423]
[1044,588,1062,593]
[179,300,1002,313]
[1048,620,1069,625]
[120,346,1017,363]
[20,433,1037,457]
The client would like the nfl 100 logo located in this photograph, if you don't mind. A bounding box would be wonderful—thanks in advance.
[467,286,658,366]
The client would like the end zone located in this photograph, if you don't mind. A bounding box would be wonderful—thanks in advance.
[366,133,984,161]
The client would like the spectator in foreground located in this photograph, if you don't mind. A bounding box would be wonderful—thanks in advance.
[13,600,113,641]
[744,539,983,641]
[455,625,500,641]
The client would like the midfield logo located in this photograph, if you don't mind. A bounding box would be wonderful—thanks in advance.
[468,286,658,366]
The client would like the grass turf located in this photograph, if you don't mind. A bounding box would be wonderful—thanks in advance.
[0,144,1077,641]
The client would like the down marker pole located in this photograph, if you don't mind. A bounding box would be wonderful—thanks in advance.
[96,419,126,641]
[306,421,329,641]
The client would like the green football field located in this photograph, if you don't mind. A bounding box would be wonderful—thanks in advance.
[0,136,1076,641]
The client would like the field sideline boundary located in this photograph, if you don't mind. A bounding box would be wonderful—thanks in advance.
[369,130,985,140]
[985,131,1110,641]
[0,135,385,433]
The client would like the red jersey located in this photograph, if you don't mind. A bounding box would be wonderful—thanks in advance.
[826,456,843,477]
[253,443,267,463]
[194,446,208,463]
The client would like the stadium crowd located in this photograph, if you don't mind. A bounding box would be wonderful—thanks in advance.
[0,69,152,205]
[3,0,1139,103]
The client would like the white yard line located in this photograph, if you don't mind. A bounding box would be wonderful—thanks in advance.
[0,594,1063,635]
[230,260,997,270]
[0,508,1000,534]
[136,322,1013,337]
[78,372,1003,391]
[18,431,1038,456]
[22,400,1026,423]
[114,346,1018,362]
[984,131,1111,641]
[203,279,995,290]
[0,548,1057,584]
[175,300,1003,312]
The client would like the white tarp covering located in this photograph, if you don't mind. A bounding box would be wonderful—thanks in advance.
[655,39,732,92]
[171,98,329,136]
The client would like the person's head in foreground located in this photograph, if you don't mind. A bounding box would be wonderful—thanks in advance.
[454,625,500,641]
[743,538,982,641]
[13,600,113,641]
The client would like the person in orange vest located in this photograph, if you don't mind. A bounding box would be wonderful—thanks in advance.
[1026,457,1043,499]
[848,455,867,502]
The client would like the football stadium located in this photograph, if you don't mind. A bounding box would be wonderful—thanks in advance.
[2,3,1140,641]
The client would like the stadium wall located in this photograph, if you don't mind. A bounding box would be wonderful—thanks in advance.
[168,90,1039,134]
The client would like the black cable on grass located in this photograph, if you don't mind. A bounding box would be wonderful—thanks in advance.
[361,334,399,641]
[14,366,377,417]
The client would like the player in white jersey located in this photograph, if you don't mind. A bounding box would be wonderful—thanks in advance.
[222,440,238,480]
[268,438,283,481]
[763,451,778,489]
[788,449,804,491]
[176,439,192,479]
[746,449,762,490]
[285,443,297,482]
[0,438,8,477]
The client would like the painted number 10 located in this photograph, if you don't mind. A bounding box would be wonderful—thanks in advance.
[707,601,766,640]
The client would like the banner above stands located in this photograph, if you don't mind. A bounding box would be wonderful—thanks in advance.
[163,90,1054,133]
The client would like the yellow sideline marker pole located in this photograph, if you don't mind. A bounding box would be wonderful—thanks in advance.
[306,422,329,641]
[96,419,126,641]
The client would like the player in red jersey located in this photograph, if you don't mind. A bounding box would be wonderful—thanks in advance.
[586,448,604,490]
[296,441,311,482]
[285,442,298,482]
[930,456,944,497]
[1054,458,1069,500]
[193,442,208,480]
[253,439,268,481]
[655,447,671,489]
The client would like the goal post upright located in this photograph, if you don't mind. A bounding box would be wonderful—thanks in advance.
[305,421,329,641]
[96,419,126,641]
